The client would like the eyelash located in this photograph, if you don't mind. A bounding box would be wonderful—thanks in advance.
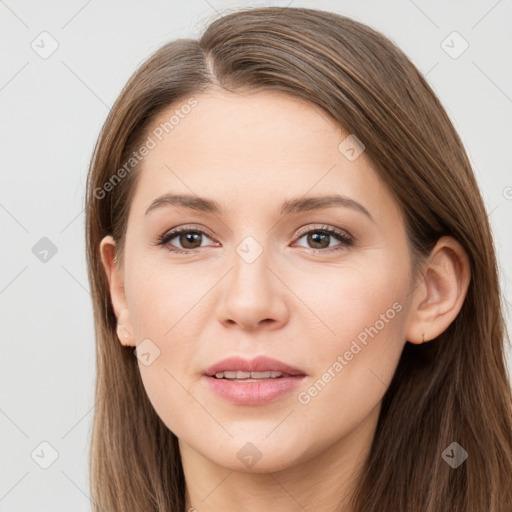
[155,224,353,255]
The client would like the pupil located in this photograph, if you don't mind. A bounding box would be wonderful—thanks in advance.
[181,232,201,248]
[309,232,329,249]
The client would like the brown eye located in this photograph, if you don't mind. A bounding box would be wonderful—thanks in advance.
[307,232,330,249]
[177,231,203,249]
[294,226,353,252]
[156,224,352,254]
[156,227,215,253]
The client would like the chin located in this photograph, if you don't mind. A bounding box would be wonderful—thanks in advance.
[196,435,309,474]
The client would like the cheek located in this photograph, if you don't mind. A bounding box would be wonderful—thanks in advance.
[126,254,209,339]
[125,262,218,431]
[296,253,408,352]
[293,255,408,412]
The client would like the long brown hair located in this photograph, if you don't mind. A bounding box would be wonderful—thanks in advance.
[85,6,512,511]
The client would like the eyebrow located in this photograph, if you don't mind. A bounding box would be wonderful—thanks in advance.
[145,192,374,222]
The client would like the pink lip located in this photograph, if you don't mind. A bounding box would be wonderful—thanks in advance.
[202,356,306,406]
[203,355,305,377]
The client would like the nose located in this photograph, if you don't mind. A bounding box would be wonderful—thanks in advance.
[215,243,289,331]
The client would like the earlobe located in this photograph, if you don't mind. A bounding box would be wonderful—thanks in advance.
[116,308,136,347]
[406,236,471,344]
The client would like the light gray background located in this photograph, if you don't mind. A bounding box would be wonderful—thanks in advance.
[1,1,511,510]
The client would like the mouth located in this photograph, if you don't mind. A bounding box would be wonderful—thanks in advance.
[202,356,306,405]
[211,370,294,381]
[203,355,306,379]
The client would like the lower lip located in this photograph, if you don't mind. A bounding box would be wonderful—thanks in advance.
[203,375,305,405]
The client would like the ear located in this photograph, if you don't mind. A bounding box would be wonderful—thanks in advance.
[405,236,471,344]
[99,235,136,347]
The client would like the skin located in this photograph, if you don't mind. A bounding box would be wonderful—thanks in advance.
[100,89,470,511]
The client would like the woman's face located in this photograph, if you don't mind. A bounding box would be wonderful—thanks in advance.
[102,89,419,473]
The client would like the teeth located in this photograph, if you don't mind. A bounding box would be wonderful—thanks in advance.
[214,371,284,379]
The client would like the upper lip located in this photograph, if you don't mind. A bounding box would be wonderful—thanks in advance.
[203,356,306,377]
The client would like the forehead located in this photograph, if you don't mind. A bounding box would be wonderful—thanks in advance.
[150,88,345,162]
[129,89,396,221]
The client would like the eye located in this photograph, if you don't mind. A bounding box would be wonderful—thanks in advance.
[156,225,217,253]
[293,225,353,253]
[155,224,353,254]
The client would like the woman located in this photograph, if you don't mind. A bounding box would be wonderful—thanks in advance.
[85,6,512,511]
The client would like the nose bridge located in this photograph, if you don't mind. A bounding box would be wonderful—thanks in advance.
[216,232,287,329]
[230,233,273,301]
